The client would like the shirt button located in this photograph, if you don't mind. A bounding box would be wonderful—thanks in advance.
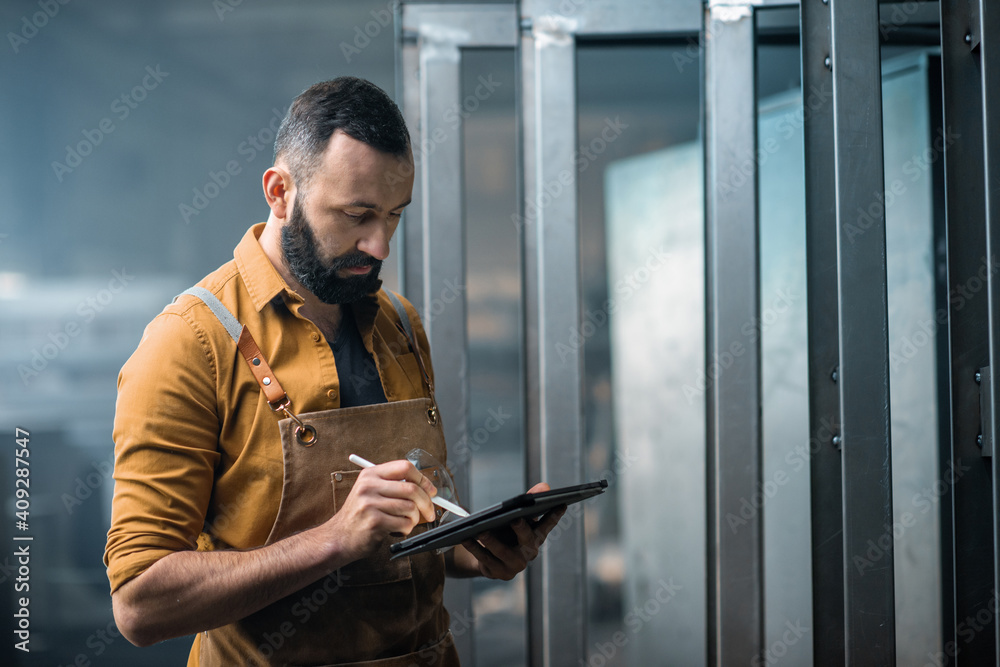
[311,332,321,342]
[327,389,338,400]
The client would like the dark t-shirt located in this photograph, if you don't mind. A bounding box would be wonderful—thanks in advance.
[331,306,388,408]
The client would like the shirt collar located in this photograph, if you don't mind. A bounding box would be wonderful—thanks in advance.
[233,223,383,342]
[233,222,299,312]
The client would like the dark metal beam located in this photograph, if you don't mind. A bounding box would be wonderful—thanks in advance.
[940,0,997,662]
[830,0,896,661]
[800,0,846,662]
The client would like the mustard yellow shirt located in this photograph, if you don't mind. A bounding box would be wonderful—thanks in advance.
[104,223,434,594]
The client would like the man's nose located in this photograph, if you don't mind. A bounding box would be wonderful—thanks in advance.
[357,217,392,261]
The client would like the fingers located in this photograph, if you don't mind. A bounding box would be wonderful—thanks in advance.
[532,505,567,540]
[462,538,514,580]
[526,482,551,494]
[358,461,437,523]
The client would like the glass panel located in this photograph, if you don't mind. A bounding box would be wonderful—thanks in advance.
[460,48,525,667]
[581,42,702,666]
[756,38,812,667]
[881,52,943,665]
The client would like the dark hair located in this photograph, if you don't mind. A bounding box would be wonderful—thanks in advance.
[273,77,410,188]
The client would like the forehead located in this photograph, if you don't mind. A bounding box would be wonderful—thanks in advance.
[307,130,413,207]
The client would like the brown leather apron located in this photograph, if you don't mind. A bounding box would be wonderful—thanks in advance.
[181,287,460,667]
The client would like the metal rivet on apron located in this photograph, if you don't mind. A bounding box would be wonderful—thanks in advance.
[327,389,338,400]
[263,377,271,386]
[334,472,343,482]
[252,357,260,366]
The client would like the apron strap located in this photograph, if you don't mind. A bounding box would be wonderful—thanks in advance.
[385,290,439,425]
[384,289,414,342]
[176,287,317,445]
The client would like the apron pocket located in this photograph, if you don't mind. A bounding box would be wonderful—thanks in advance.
[331,469,413,586]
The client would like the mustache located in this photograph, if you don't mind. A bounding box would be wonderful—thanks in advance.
[331,252,380,271]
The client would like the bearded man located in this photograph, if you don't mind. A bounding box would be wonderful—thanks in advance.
[104,77,564,666]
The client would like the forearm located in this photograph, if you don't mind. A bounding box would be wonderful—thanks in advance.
[113,525,348,646]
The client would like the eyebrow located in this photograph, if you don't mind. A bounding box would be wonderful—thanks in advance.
[342,198,412,212]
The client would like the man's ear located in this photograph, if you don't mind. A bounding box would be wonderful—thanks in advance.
[263,166,295,220]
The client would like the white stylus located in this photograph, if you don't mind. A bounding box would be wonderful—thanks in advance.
[349,453,470,518]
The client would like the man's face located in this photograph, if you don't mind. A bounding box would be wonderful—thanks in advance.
[280,130,414,305]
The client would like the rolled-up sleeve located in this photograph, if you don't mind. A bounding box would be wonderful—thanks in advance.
[104,310,222,594]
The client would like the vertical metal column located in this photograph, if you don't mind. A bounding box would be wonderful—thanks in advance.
[830,0,895,662]
[940,0,996,662]
[703,3,763,665]
[397,6,517,665]
[800,0,845,663]
[984,0,1000,653]
[518,14,586,667]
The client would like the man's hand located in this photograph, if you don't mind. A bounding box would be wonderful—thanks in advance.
[450,482,567,581]
[323,460,439,563]
[113,459,439,647]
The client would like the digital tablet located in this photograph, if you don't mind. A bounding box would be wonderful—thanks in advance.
[389,480,609,559]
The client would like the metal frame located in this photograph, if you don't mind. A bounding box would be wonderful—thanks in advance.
[939,0,1000,662]
[397,6,518,665]
[801,0,897,662]
[985,0,1000,652]
[703,2,763,664]
[829,0,896,660]
[800,0,846,661]
[398,0,1000,665]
